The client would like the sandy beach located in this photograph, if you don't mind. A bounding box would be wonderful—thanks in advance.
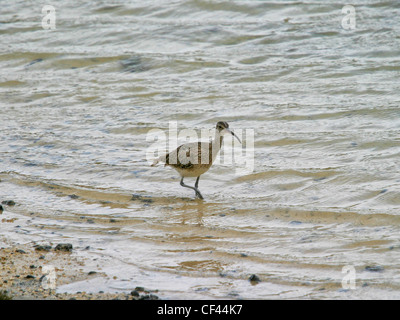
[0,240,159,300]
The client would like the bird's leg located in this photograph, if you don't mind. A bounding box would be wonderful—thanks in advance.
[194,176,204,200]
[180,177,198,196]
[180,177,204,200]
[195,176,200,189]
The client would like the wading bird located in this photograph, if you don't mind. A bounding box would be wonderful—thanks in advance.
[151,121,241,199]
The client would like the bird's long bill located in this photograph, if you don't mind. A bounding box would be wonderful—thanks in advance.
[226,128,242,144]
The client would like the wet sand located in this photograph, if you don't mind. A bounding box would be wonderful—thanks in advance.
[0,240,159,300]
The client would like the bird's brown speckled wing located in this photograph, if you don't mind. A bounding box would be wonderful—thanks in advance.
[165,142,211,169]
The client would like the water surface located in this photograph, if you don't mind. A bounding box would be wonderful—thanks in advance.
[1,0,400,299]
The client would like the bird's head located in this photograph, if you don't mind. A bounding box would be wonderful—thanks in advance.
[216,121,241,143]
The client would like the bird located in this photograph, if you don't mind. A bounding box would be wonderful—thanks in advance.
[151,121,241,199]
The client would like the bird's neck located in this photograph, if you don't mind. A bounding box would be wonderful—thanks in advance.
[211,132,224,151]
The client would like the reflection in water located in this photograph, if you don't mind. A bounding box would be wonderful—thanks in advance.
[175,200,206,226]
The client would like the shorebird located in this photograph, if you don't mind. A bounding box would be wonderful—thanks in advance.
[151,121,241,199]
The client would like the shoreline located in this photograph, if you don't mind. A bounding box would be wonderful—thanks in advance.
[0,241,159,300]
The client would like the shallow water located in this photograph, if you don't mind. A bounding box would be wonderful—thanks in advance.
[1,0,400,299]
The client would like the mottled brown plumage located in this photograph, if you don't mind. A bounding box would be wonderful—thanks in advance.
[151,121,241,199]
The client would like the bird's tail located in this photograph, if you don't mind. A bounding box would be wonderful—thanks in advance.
[151,152,168,167]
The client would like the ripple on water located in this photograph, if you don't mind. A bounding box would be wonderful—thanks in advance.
[1,0,400,299]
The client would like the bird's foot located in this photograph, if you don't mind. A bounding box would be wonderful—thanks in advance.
[195,191,204,200]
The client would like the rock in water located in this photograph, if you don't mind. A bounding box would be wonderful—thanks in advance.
[248,274,261,283]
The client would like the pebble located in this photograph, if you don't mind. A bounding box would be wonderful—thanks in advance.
[139,294,159,300]
[34,245,52,252]
[131,194,142,201]
[131,287,160,300]
[365,265,384,272]
[248,274,261,283]
[54,243,73,252]
[130,290,140,297]
[130,287,160,300]
[131,194,153,203]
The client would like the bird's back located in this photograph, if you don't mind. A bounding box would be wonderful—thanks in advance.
[165,141,219,177]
